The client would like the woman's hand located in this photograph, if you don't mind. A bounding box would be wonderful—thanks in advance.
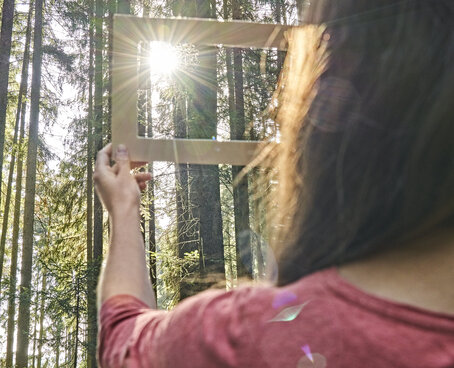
[95,143,156,308]
[93,143,151,218]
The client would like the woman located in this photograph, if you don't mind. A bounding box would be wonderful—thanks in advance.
[94,1,454,366]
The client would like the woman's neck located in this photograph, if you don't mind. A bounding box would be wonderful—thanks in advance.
[338,227,454,314]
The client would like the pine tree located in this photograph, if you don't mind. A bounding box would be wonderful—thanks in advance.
[143,0,157,294]
[15,0,44,365]
[86,0,97,366]
[36,273,47,368]
[5,2,33,365]
[0,0,34,285]
[0,0,16,199]
[187,0,225,277]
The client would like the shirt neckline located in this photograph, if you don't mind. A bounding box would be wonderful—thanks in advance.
[321,267,454,333]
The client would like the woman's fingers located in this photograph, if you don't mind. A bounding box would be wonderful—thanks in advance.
[135,172,152,192]
[138,181,147,191]
[95,143,113,171]
[112,163,119,175]
[97,143,147,171]
[94,144,114,186]
[111,165,151,181]
[134,172,152,182]
[95,144,151,191]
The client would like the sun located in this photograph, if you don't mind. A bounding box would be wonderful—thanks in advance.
[148,41,180,77]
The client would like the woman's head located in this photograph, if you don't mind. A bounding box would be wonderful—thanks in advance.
[273,0,454,285]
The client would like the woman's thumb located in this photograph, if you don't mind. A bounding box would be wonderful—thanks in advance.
[116,144,131,174]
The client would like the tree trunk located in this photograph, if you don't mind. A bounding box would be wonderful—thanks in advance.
[0,93,19,282]
[148,157,157,293]
[36,273,47,368]
[222,0,238,284]
[174,97,192,258]
[169,3,196,300]
[0,0,16,200]
[86,1,97,367]
[187,0,224,276]
[0,0,33,287]
[295,0,305,24]
[137,20,147,243]
[143,2,157,295]
[170,0,224,296]
[66,327,71,366]
[274,0,285,70]
[231,0,252,278]
[55,322,62,368]
[117,0,131,14]
[174,95,195,300]
[106,0,116,140]
[73,277,80,368]
[31,273,40,368]
[15,0,44,365]
[91,0,104,366]
[5,2,33,364]
[93,0,104,261]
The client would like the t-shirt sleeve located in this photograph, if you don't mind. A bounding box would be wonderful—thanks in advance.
[98,288,262,368]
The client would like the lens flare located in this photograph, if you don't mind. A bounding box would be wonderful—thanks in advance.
[272,291,297,309]
[148,41,180,77]
[267,300,311,322]
[297,353,327,368]
[301,345,314,363]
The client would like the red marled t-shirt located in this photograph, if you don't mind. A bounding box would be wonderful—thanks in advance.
[98,268,454,367]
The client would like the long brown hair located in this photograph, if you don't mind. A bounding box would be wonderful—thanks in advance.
[272,0,454,285]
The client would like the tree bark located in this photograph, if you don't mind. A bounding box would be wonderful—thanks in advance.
[5,2,33,364]
[148,157,157,293]
[274,0,285,70]
[222,0,239,283]
[15,0,44,365]
[86,1,97,367]
[137,19,147,244]
[91,0,104,366]
[295,0,305,24]
[31,273,40,368]
[169,3,195,300]
[73,277,80,368]
[0,0,33,287]
[143,1,157,295]
[231,0,252,277]
[36,273,47,368]
[187,0,224,276]
[0,0,16,200]
[106,0,116,140]
[170,0,224,295]
[175,96,201,300]
[174,97,192,259]
[117,0,131,14]
[66,327,71,366]
[55,322,62,368]
[93,0,104,261]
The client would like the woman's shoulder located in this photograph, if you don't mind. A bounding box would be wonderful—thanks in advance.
[174,267,334,317]
[219,267,337,314]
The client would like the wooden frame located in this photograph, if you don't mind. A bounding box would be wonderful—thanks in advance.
[112,15,292,165]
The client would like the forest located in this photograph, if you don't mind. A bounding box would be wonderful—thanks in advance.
[0,0,299,366]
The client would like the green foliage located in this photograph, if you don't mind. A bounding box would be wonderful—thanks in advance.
[155,248,200,309]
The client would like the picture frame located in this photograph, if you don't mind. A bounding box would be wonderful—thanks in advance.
[112,15,292,165]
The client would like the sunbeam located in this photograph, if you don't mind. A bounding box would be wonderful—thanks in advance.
[148,41,180,77]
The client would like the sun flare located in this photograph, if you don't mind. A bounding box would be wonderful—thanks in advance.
[148,41,180,77]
